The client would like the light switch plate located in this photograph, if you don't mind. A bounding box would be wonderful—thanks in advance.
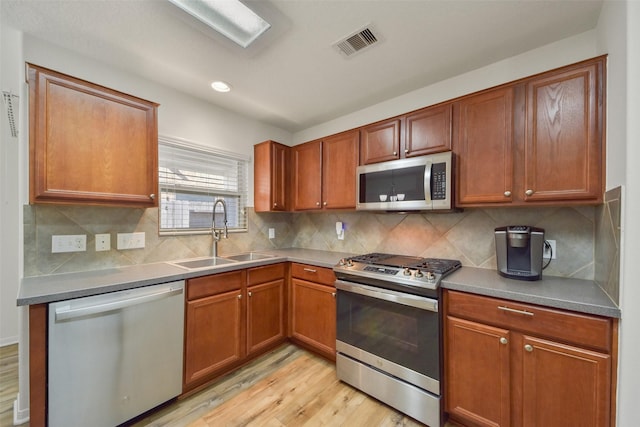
[52,235,87,253]
[117,232,145,250]
[268,228,275,239]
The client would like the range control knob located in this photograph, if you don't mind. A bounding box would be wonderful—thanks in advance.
[414,270,424,278]
[403,267,412,276]
[426,272,436,282]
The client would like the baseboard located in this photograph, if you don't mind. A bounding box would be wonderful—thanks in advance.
[13,394,30,425]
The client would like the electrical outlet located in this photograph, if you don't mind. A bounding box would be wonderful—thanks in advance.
[117,232,145,250]
[52,235,87,253]
[543,239,557,259]
[95,234,111,251]
[268,228,275,239]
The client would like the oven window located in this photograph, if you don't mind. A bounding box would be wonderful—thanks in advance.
[337,289,439,381]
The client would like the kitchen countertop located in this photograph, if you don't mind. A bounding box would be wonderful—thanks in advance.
[18,249,620,319]
[17,248,354,306]
[442,266,621,318]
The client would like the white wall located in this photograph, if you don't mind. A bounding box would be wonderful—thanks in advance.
[293,31,598,144]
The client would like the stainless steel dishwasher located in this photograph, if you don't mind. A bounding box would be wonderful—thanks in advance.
[48,280,185,427]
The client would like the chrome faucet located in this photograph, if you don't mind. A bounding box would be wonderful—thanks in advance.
[211,199,228,257]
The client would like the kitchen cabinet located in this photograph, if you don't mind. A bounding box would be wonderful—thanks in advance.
[26,63,159,207]
[360,104,452,165]
[254,140,290,212]
[184,264,286,392]
[184,270,245,391]
[289,263,337,360]
[246,263,286,355]
[292,130,359,210]
[455,56,605,207]
[455,86,515,206]
[444,290,615,427]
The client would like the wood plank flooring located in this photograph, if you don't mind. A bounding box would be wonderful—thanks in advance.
[1,343,452,427]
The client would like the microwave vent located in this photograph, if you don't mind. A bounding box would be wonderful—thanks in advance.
[334,26,379,57]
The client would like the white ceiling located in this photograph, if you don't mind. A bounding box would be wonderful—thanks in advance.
[1,0,603,133]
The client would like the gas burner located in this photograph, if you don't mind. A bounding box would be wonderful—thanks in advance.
[408,258,462,275]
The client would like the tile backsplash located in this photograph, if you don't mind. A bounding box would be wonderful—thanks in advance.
[24,204,599,281]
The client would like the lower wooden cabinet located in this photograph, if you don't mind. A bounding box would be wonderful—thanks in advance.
[183,264,286,392]
[289,263,337,360]
[444,290,615,427]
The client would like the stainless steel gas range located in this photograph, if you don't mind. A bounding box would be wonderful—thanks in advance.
[333,253,461,427]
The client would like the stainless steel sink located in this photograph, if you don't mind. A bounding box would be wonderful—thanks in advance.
[171,257,237,270]
[223,252,276,262]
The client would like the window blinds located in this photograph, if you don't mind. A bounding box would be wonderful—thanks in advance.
[158,136,249,235]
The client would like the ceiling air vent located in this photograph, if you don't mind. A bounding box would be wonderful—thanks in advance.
[334,26,379,57]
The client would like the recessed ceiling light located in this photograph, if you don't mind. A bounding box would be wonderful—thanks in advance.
[167,0,271,48]
[211,81,231,92]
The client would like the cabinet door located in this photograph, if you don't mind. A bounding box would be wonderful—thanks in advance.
[184,290,243,388]
[247,279,285,355]
[254,141,289,212]
[405,104,452,157]
[455,87,514,206]
[446,316,511,427]
[322,130,359,209]
[27,64,158,207]
[521,335,611,427]
[290,278,336,360]
[292,140,322,210]
[524,61,604,203]
[360,118,401,164]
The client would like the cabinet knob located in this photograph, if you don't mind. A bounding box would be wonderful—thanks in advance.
[524,344,533,352]
[323,201,327,206]
[273,203,278,207]
[332,292,336,298]
[393,151,397,156]
[404,149,409,154]
[316,202,320,206]
[248,291,252,297]
[149,193,156,200]
[525,189,534,196]
[504,191,511,197]
[238,294,242,300]
[500,337,508,345]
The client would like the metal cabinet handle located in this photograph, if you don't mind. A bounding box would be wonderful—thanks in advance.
[404,149,409,154]
[498,306,534,316]
[237,294,242,299]
[149,193,156,200]
[393,151,397,156]
[525,189,534,196]
[504,191,511,197]
[273,203,278,207]
[323,201,327,206]
[332,292,336,298]
[500,337,508,345]
[248,291,252,297]
[316,202,320,206]
[524,344,533,352]
[303,268,317,273]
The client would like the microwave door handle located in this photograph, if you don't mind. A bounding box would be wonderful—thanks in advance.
[423,160,433,203]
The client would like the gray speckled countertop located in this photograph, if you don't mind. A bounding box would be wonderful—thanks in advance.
[19,249,620,319]
[442,267,620,318]
[17,248,354,306]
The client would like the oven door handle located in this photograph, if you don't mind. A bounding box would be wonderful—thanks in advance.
[335,280,438,312]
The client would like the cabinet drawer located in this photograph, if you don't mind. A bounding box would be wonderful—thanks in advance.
[291,263,335,286]
[446,290,612,352]
[247,263,286,286]
[187,270,245,301]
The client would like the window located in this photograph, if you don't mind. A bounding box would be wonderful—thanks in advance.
[158,136,249,235]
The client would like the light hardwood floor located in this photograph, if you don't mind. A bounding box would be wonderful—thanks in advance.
[1,343,452,427]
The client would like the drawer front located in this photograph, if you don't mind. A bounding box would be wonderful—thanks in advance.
[247,263,286,286]
[446,290,612,352]
[187,270,245,301]
[291,263,336,286]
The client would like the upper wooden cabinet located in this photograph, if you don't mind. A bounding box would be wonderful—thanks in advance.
[292,130,359,210]
[405,103,453,157]
[27,64,159,207]
[360,118,402,164]
[455,86,515,205]
[254,140,290,212]
[523,59,604,203]
[455,56,605,207]
[360,104,453,165]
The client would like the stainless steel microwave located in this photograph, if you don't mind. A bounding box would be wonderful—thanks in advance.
[356,151,453,211]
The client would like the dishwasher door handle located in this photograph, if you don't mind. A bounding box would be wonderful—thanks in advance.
[55,287,184,321]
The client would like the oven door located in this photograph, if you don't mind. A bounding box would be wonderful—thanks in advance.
[335,279,440,395]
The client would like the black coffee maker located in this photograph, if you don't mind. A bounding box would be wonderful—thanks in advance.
[495,226,545,281]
